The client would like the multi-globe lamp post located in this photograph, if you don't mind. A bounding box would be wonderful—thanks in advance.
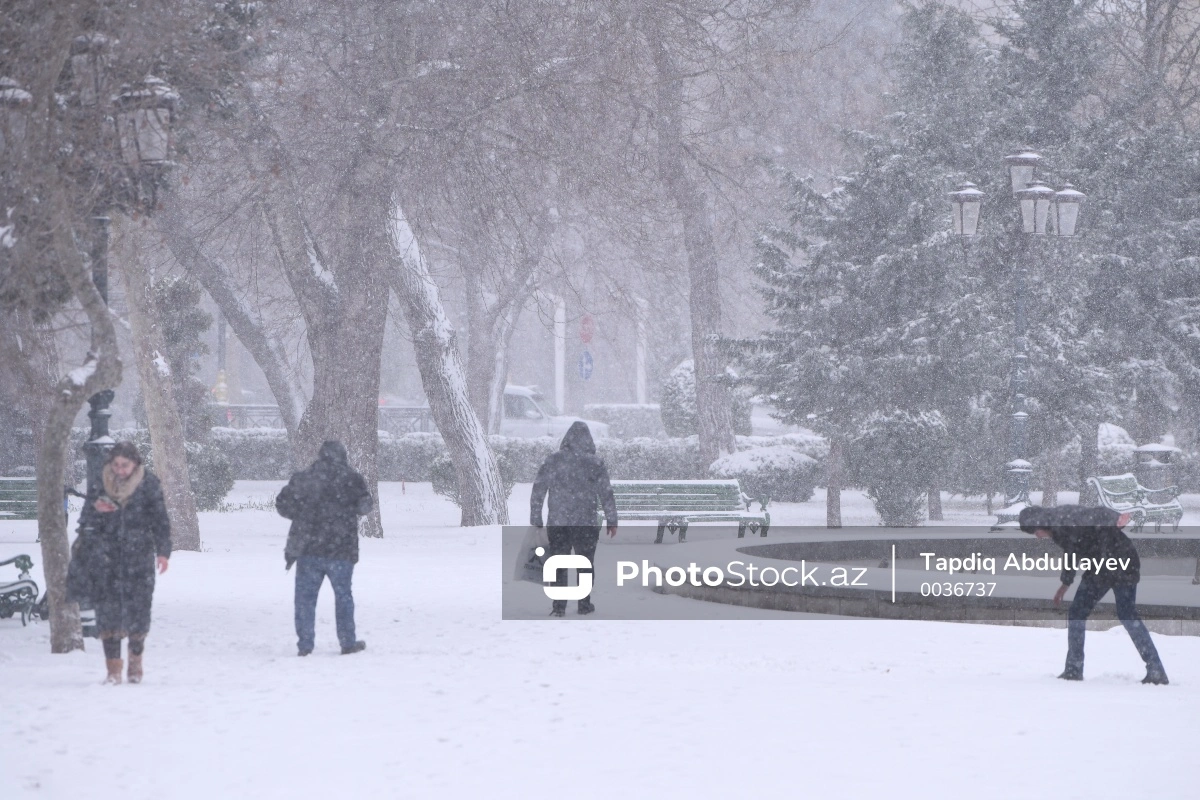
[949,151,1086,527]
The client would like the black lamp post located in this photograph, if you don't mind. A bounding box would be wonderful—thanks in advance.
[950,151,1087,527]
[69,32,177,499]
[0,76,32,155]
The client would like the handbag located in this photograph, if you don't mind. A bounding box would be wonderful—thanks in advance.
[513,525,551,583]
[66,525,99,607]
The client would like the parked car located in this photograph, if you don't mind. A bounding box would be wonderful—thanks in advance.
[500,385,610,439]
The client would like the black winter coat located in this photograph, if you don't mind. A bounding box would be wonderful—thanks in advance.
[1019,505,1140,586]
[277,441,372,564]
[68,471,172,636]
[531,422,618,527]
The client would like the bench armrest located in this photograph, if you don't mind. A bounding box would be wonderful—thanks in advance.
[0,554,33,573]
[1138,483,1180,501]
[741,492,770,512]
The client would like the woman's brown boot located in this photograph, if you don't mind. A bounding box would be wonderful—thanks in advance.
[104,658,123,685]
[127,654,143,684]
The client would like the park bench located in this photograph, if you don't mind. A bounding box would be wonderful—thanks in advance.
[0,476,38,520]
[606,479,770,543]
[1087,473,1183,533]
[0,554,44,626]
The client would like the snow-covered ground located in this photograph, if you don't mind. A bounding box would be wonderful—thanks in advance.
[3,483,1198,799]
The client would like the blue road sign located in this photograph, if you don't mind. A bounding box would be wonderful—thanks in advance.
[578,350,594,380]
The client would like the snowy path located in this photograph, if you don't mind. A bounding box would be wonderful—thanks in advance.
[2,483,1196,799]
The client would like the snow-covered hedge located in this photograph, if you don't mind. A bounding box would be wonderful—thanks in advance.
[186,428,831,489]
[709,445,819,503]
[582,404,665,439]
[600,437,704,480]
[210,427,294,480]
[379,432,446,482]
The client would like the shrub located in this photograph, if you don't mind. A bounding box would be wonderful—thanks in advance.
[582,404,665,439]
[489,436,557,481]
[1097,423,1137,475]
[98,428,235,509]
[184,441,235,511]
[430,449,518,508]
[659,359,751,437]
[850,411,948,526]
[379,432,445,481]
[599,437,704,480]
[209,427,294,480]
[709,445,819,502]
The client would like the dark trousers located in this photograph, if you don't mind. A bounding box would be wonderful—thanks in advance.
[294,556,357,651]
[1066,577,1163,673]
[547,525,599,609]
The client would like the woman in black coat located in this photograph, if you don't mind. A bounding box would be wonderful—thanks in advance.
[70,441,172,684]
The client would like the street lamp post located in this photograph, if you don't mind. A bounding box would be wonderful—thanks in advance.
[950,151,1087,527]
[69,31,178,500]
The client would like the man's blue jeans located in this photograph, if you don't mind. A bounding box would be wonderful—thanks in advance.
[294,556,357,651]
[1066,577,1163,673]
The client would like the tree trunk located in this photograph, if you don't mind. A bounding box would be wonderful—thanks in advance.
[1042,448,1060,507]
[385,199,508,526]
[1078,421,1100,505]
[462,239,539,434]
[826,436,845,528]
[648,32,735,469]
[38,188,123,653]
[120,221,202,551]
[486,308,521,435]
[257,187,388,537]
[463,269,494,429]
[985,492,993,515]
[927,486,943,521]
[466,296,524,435]
[0,308,59,464]
[296,308,388,537]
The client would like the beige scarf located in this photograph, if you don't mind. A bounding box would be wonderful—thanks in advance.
[102,463,145,507]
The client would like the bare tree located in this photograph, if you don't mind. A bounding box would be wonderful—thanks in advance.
[155,200,307,452]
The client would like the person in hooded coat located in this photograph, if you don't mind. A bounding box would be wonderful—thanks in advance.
[69,441,171,685]
[1019,504,1168,684]
[276,440,372,656]
[531,422,618,616]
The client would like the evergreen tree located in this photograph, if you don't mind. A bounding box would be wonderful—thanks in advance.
[744,2,1120,521]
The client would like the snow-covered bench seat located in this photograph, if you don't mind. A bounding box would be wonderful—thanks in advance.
[0,477,37,520]
[1087,473,1183,533]
[606,479,769,543]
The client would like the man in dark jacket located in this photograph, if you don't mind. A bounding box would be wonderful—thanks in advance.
[1019,505,1168,684]
[276,440,373,656]
[531,422,618,617]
